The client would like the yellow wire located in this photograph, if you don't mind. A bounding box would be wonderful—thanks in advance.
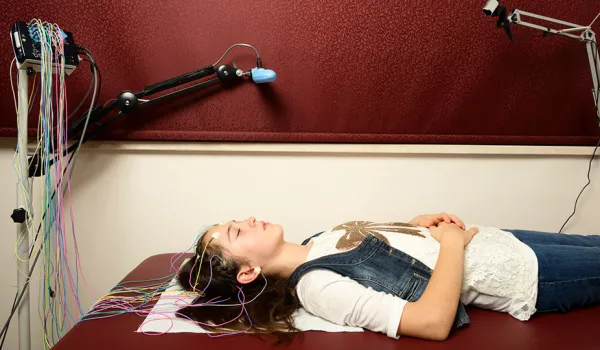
[193,237,214,292]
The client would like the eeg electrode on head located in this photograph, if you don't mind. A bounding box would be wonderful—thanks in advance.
[207,231,261,274]
[190,223,267,307]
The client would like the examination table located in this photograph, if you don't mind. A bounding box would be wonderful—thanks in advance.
[52,253,600,350]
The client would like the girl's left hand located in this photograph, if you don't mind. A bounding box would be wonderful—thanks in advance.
[430,222,478,246]
[408,212,466,230]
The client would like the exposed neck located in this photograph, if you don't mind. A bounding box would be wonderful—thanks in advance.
[264,241,313,278]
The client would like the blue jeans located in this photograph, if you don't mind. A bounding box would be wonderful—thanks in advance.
[504,229,600,313]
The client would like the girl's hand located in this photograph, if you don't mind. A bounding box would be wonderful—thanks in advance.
[430,222,479,247]
[409,213,466,230]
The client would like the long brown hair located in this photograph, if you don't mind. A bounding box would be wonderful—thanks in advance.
[176,237,301,342]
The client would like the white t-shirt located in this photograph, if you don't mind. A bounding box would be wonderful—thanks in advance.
[295,221,539,339]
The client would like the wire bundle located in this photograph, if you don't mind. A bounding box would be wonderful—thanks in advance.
[81,227,262,338]
[4,19,99,350]
[81,248,191,323]
[32,19,84,348]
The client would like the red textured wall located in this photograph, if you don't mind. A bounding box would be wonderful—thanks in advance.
[2,0,600,145]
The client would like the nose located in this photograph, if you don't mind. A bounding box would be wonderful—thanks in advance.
[246,216,257,227]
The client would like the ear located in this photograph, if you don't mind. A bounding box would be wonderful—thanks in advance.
[237,266,261,284]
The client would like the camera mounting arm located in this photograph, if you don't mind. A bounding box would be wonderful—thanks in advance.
[68,43,276,141]
[29,43,276,177]
[511,10,600,124]
[484,2,600,125]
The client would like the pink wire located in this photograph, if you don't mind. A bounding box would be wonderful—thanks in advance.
[139,286,248,337]
[84,247,251,337]
[139,314,175,335]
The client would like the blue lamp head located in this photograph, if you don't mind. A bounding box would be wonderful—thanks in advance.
[251,68,277,83]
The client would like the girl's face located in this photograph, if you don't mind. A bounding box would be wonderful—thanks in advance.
[203,216,285,274]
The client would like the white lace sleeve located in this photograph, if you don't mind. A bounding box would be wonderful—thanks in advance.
[296,269,408,339]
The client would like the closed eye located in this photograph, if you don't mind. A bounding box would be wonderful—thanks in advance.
[237,228,241,237]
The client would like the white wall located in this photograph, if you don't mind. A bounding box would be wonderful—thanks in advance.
[1,140,599,350]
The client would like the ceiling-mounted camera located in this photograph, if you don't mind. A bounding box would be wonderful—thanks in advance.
[483,0,500,16]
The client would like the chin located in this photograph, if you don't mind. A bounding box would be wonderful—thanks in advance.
[270,224,285,239]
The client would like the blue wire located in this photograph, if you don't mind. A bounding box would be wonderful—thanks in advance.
[79,230,207,322]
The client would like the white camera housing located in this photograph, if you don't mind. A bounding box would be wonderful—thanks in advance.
[483,0,499,16]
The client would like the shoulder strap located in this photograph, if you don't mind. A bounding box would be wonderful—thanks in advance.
[301,231,324,245]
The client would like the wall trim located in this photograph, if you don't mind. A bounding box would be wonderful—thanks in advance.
[0,138,598,157]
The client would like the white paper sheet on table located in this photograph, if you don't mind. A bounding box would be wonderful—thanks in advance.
[136,276,363,334]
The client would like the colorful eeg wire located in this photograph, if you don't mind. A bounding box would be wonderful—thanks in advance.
[81,225,258,338]
[32,19,83,348]
[10,19,98,349]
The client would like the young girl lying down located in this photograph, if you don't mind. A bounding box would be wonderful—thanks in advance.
[176,214,600,341]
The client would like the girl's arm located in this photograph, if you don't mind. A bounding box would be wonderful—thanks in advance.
[397,224,477,341]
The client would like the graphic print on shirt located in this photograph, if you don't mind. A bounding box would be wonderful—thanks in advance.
[334,221,425,251]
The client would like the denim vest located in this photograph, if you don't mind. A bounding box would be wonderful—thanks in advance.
[287,232,470,329]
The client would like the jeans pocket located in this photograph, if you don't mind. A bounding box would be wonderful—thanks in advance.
[401,273,428,302]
